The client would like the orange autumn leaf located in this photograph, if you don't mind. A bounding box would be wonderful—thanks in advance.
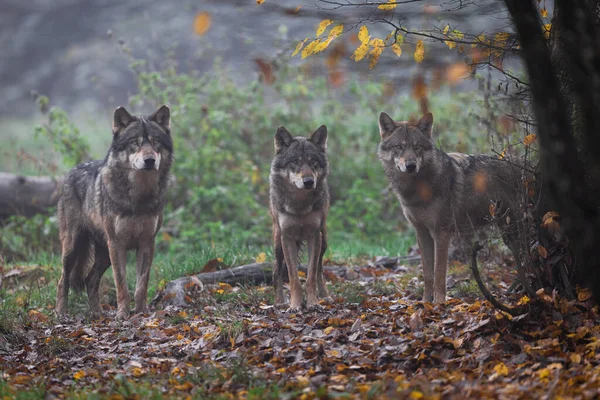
[193,12,211,36]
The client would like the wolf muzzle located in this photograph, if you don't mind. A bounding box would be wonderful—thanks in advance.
[143,156,156,170]
[302,176,315,189]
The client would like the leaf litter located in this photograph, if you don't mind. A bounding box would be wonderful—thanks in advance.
[2,259,600,399]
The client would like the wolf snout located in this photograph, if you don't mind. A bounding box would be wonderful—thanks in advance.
[143,157,156,169]
[405,161,417,173]
[302,176,315,189]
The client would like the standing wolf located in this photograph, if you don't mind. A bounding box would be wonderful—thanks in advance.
[269,125,331,312]
[55,105,173,319]
[378,112,525,303]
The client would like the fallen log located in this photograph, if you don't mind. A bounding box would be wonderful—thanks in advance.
[0,172,61,219]
[151,255,422,307]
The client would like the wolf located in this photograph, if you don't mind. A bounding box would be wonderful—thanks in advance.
[55,105,173,319]
[378,112,526,303]
[269,125,331,312]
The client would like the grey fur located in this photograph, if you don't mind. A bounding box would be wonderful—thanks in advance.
[55,105,174,319]
[378,112,527,303]
[269,125,331,312]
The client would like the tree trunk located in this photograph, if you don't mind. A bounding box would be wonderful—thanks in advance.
[504,0,600,300]
[0,172,61,220]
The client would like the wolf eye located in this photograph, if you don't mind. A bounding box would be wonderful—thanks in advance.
[394,144,404,150]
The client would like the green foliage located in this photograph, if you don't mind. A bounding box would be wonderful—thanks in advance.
[1,57,510,266]
[33,95,90,168]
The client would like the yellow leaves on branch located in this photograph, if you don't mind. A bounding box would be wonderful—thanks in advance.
[295,21,344,59]
[316,19,333,37]
[378,0,399,10]
[392,44,402,57]
[352,25,371,62]
[193,12,211,35]
[414,40,425,63]
[369,38,385,69]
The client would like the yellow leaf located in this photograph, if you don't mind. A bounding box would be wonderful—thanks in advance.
[523,133,537,146]
[452,29,464,41]
[328,24,344,39]
[443,24,450,35]
[445,40,457,50]
[324,326,335,334]
[193,12,211,36]
[493,362,509,376]
[378,0,398,10]
[316,19,333,37]
[255,252,267,263]
[473,33,486,48]
[301,39,321,59]
[543,23,552,39]
[396,33,404,45]
[73,371,86,380]
[518,295,530,305]
[358,25,370,43]
[178,310,188,318]
[570,353,582,364]
[369,46,384,69]
[499,148,507,160]
[352,42,370,62]
[494,32,510,47]
[541,8,548,17]
[292,38,308,57]
[413,40,425,63]
[489,203,496,217]
[132,367,145,377]
[410,391,424,400]
[392,43,402,57]
[256,0,265,4]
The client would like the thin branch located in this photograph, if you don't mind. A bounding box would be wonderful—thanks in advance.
[470,243,527,316]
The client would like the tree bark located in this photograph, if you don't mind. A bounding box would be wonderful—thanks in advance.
[0,172,61,220]
[504,0,600,300]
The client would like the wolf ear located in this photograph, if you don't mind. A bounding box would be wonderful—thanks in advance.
[309,125,328,152]
[150,105,171,133]
[417,112,434,137]
[113,106,134,134]
[379,112,396,139]
[274,126,295,153]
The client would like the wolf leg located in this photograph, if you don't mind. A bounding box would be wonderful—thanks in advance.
[306,231,322,310]
[281,235,303,312]
[56,233,77,316]
[433,230,452,304]
[56,231,90,316]
[108,239,130,319]
[416,227,435,302]
[134,241,155,314]
[85,245,111,318]
[317,228,331,301]
[273,228,287,305]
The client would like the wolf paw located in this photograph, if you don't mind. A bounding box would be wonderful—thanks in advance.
[306,303,324,312]
[116,309,130,320]
[134,306,149,315]
[285,304,302,314]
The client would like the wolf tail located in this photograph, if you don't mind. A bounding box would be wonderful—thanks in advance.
[63,236,93,293]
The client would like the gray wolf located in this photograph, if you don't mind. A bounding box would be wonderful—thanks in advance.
[269,125,331,312]
[55,105,173,319]
[378,112,526,303]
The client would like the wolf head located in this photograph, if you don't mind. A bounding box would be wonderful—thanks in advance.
[271,125,328,190]
[377,112,434,174]
[108,105,173,172]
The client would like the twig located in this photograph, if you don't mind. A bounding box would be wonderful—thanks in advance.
[470,242,527,316]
